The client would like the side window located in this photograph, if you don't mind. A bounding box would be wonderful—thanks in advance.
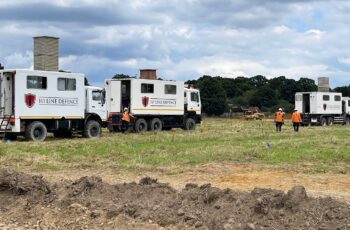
[348,100,350,107]
[191,92,199,102]
[323,95,330,101]
[92,90,102,101]
[334,95,341,101]
[165,84,177,94]
[27,76,47,89]
[141,83,154,93]
[58,78,76,91]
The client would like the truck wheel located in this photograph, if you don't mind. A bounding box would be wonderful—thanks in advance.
[149,118,162,132]
[327,117,333,126]
[320,117,327,126]
[25,121,47,141]
[84,120,101,138]
[345,117,350,125]
[184,118,196,130]
[134,118,148,133]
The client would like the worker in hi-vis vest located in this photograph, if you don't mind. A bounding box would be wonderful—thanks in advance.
[291,108,302,132]
[121,107,133,133]
[275,108,285,132]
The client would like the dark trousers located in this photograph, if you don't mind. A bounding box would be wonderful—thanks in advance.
[293,122,300,132]
[122,120,129,133]
[275,122,283,132]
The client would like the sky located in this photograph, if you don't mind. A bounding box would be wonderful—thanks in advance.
[1,0,350,87]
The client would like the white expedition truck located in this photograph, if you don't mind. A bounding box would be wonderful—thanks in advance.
[0,69,107,141]
[104,78,201,132]
[295,91,350,126]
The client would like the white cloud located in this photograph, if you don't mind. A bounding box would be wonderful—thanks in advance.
[273,25,291,34]
[338,57,350,65]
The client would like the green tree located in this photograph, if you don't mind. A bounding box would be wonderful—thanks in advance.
[113,74,135,79]
[196,76,227,116]
[250,85,277,108]
[297,78,317,92]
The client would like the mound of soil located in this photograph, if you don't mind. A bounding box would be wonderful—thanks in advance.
[0,169,349,229]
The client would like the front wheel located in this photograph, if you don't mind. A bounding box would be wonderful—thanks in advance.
[84,120,101,138]
[183,118,196,130]
[25,121,47,141]
[345,117,350,125]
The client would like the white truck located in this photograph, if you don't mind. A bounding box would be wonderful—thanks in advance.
[0,69,201,141]
[295,91,350,126]
[0,69,107,141]
[105,78,201,132]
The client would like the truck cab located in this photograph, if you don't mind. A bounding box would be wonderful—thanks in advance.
[85,86,107,124]
[184,88,201,116]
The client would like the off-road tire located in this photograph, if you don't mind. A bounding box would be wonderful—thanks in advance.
[84,120,101,138]
[25,121,47,141]
[149,118,162,132]
[134,118,148,133]
[327,117,333,126]
[320,117,327,127]
[345,117,350,125]
[183,118,196,130]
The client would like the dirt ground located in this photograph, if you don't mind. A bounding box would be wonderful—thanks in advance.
[37,162,350,203]
[1,164,349,229]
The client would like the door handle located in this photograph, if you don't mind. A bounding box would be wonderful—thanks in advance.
[92,106,96,108]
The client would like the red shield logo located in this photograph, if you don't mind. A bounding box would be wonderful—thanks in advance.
[142,96,149,107]
[323,103,327,110]
[25,93,36,108]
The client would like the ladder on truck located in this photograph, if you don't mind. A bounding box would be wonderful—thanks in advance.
[0,114,13,140]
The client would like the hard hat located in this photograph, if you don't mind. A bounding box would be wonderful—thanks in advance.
[124,107,128,111]
[294,108,298,111]
[278,108,282,111]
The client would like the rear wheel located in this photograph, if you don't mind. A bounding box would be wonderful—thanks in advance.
[149,118,162,132]
[320,117,327,126]
[327,117,333,126]
[84,120,101,138]
[183,118,196,130]
[134,118,148,133]
[25,121,47,141]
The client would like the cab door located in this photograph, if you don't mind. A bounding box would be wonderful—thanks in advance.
[187,90,201,115]
[89,89,107,120]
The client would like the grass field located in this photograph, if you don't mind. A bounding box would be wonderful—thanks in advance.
[1,118,350,174]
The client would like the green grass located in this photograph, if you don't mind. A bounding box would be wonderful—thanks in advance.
[1,118,349,173]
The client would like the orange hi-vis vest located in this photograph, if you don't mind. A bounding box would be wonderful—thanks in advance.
[291,111,301,123]
[122,112,130,122]
[275,111,284,122]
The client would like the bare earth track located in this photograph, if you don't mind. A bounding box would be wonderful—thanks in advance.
[0,169,349,230]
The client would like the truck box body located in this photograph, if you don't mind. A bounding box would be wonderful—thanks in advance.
[105,78,185,116]
[295,91,350,125]
[0,69,85,133]
[295,92,342,115]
